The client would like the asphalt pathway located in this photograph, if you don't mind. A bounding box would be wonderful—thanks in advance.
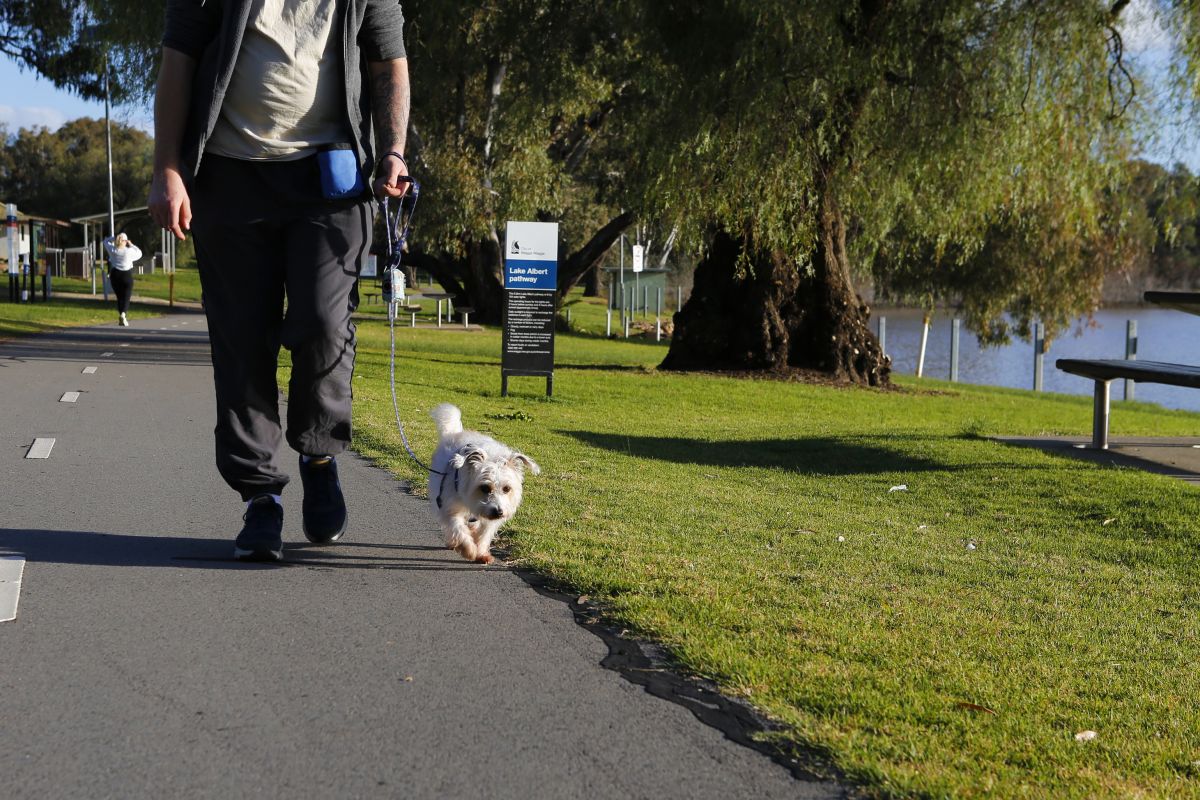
[0,313,845,799]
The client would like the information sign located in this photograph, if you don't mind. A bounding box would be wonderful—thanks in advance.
[632,244,645,273]
[502,222,558,396]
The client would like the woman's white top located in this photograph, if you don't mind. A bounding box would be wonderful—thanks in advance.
[103,237,143,271]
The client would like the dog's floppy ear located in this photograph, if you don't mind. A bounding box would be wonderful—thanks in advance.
[451,445,487,469]
[509,452,540,475]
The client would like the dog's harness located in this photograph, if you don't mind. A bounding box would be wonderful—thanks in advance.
[434,466,459,509]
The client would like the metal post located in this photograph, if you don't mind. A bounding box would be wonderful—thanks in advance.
[877,316,886,358]
[85,224,95,294]
[656,287,662,318]
[1093,380,1111,449]
[656,317,661,342]
[606,309,611,337]
[1124,320,1137,401]
[950,318,960,382]
[1033,322,1045,392]
[677,285,682,312]
[916,314,930,377]
[103,53,114,304]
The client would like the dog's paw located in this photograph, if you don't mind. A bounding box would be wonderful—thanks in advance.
[474,553,495,566]
[453,539,478,561]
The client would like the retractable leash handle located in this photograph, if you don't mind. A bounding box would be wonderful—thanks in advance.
[380,178,419,314]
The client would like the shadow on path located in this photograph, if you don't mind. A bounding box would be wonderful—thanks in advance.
[0,529,483,572]
[0,326,212,367]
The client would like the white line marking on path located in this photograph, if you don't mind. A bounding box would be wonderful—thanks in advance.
[82,367,97,374]
[0,557,24,622]
[101,352,113,357]
[26,438,55,459]
[119,343,129,348]
[60,392,80,403]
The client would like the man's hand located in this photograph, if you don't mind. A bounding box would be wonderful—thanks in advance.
[372,153,411,199]
[149,167,193,241]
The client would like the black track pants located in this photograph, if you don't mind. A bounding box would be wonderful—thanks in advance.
[191,154,372,501]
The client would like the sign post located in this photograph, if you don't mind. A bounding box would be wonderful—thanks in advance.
[502,221,558,397]
[6,204,18,303]
[632,243,644,317]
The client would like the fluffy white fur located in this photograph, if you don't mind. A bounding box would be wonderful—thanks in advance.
[428,403,540,564]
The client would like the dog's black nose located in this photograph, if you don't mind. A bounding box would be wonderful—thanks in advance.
[486,506,504,520]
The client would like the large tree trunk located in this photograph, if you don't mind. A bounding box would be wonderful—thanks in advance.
[661,212,889,386]
[404,235,505,324]
[583,263,602,297]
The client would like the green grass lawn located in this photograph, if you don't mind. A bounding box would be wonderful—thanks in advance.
[341,317,1200,800]
[5,295,1197,797]
[50,266,204,305]
[0,296,164,339]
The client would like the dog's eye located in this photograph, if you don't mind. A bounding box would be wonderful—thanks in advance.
[480,484,493,495]
[502,485,512,494]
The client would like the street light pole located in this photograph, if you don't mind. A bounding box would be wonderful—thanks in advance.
[103,50,114,301]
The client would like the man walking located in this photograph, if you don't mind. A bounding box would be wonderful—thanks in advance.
[148,0,412,561]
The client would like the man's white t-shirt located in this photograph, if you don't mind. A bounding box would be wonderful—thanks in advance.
[206,0,345,160]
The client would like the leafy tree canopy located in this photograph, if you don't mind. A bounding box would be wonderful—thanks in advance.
[0,1,159,102]
[637,0,1200,377]
[0,117,156,243]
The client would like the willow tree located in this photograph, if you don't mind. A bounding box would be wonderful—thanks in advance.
[401,0,639,321]
[640,0,1189,384]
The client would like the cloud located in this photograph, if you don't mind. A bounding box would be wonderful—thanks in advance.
[0,104,68,132]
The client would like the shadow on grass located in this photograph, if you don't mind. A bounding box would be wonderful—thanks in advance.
[561,431,968,475]
[363,354,652,374]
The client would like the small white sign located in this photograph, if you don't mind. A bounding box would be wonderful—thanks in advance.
[632,244,645,273]
[361,254,378,278]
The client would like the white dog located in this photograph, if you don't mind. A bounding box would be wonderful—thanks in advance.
[429,403,540,564]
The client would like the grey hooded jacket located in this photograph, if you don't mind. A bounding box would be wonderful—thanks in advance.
[163,0,406,182]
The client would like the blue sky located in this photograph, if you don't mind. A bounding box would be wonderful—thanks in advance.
[0,57,153,134]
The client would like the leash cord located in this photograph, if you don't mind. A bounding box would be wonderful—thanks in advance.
[381,180,444,477]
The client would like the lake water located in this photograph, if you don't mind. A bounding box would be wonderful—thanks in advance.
[877,307,1200,413]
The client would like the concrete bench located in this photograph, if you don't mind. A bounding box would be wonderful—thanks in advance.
[457,306,474,328]
[1056,358,1200,449]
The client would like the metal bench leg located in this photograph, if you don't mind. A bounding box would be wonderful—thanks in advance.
[463,311,469,329]
[1092,379,1111,450]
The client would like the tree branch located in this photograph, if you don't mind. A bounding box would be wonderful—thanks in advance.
[557,210,636,301]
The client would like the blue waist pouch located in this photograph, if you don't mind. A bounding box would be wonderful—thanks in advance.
[317,144,365,199]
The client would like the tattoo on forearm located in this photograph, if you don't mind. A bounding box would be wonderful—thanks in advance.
[371,67,411,155]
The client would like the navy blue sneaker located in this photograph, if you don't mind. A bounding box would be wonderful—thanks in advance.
[234,495,284,562]
[299,455,348,544]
